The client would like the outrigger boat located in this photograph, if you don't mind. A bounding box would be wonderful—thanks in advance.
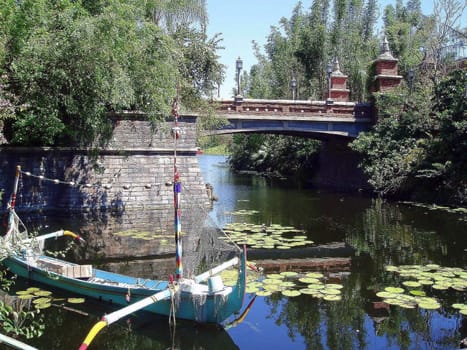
[0,102,247,349]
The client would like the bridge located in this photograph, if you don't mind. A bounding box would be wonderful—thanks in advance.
[207,98,374,139]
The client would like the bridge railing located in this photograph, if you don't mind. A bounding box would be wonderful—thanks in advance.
[212,98,373,120]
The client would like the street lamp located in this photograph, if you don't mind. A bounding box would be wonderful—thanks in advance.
[326,62,333,101]
[290,77,297,100]
[236,57,243,97]
[408,69,414,93]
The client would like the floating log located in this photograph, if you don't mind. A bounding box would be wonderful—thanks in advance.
[254,257,351,274]
[247,242,354,261]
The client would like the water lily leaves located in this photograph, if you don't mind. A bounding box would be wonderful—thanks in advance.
[262,278,282,285]
[418,302,441,310]
[307,283,325,290]
[280,281,297,288]
[306,272,324,279]
[263,284,282,292]
[17,294,34,299]
[67,297,85,304]
[222,222,312,249]
[384,287,404,294]
[300,288,319,295]
[299,277,321,284]
[282,290,301,297]
[246,286,260,294]
[33,297,50,303]
[409,290,426,297]
[34,303,52,309]
[16,290,31,295]
[325,283,343,290]
[376,291,396,298]
[323,295,342,302]
[418,279,434,286]
[321,288,341,295]
[280,271,298,278]
[26,287,41,293]
[256,290,272,297]
[432,284,449,290]
[34,290,52,297]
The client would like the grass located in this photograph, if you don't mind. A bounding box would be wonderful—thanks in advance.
[201,144,230,155]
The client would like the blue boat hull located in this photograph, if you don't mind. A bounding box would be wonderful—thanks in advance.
[3,254,246,324]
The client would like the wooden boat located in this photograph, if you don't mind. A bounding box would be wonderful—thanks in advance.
[1,101,246,348]
[2,242,246,324]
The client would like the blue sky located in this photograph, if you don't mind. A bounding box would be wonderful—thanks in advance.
[205,1,460,98]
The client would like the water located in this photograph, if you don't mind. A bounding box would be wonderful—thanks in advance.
[4,155,467,349]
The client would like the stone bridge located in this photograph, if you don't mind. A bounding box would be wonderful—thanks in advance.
[206,98,373,139]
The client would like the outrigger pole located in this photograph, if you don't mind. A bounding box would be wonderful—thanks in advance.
[78,286,177,350]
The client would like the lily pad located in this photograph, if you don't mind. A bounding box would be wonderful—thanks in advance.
[409,290,426,297]
[299,277,321,284]
[305,272,324,279]
[384,287,404,294]
[67,298,85,304]
[280,271,298,278]
[418,302,441,310]
[17,294,34,299]
[33,297,52,305]
[256,290,272,297]
[402,281,422,288]
[282,290,301,297]
[34,290,52,297]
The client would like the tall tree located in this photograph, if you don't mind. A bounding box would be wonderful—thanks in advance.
[1,0,222,146]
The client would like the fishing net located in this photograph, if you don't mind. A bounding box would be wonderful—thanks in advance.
[0,209,41,261]
[177,182,242,278]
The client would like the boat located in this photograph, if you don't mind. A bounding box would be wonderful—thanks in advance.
[0,100,247,348]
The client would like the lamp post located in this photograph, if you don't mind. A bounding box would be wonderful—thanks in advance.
[408,69,414,94]
[236,57,243,97]
[290,77,297,100]
[326,62,332,101]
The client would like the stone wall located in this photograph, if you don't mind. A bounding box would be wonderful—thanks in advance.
[311,138,371,192]
[0,114,206,212]
[0,115,218,264]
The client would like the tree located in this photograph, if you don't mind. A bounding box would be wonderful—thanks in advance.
[350,70,466,205]
[1,0,222,146]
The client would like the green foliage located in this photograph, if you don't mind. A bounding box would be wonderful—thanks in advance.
[0,300,45,339]
[1,0,221,146]
[229,134,320,179]
[0,270,45,339]
[351,69,466,204]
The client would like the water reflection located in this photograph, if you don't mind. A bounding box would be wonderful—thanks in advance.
[3,155,467,349]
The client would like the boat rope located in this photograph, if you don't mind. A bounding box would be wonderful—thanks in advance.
[17,169,160,191]
[168,277,177,326]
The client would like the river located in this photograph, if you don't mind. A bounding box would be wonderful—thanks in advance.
[6,154,467,350]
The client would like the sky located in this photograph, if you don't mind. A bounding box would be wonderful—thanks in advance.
[205,0,462,99]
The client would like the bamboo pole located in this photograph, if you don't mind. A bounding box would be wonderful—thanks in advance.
[78,286,175,350]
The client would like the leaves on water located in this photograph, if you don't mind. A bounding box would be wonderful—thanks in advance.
[222,222,313,250]
[378,263,467,313]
